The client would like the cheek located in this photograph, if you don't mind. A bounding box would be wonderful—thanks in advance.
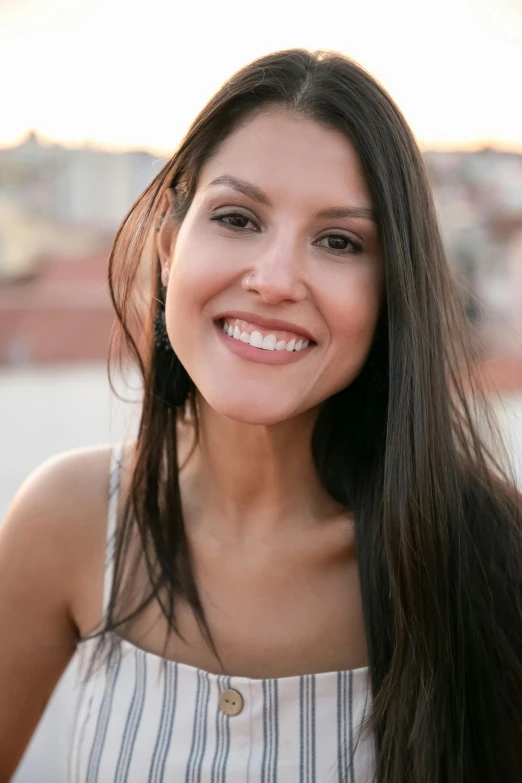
[319,275,382,395]
[334,295,380,345]
[166,227,223,318]
[324,267,382,344]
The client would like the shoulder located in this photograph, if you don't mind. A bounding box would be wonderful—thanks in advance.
[1,439,136,634]
[0,441,137,776]
[6,442,115,535]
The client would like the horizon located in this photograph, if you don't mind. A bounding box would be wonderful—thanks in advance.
[2,129,522,159]
[1,0,521,154]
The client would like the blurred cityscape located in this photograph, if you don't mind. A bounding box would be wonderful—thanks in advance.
[1,133,521,783]
[1,131,522,502]
[0,133,521,376]
[0,133,166,363]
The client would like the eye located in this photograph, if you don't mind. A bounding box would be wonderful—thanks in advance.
[211,212,259,232]
[315,233,363,256]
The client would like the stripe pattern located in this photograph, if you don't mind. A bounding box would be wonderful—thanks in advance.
[84,649,123,781]
[337,670,356,783]
[148,661,178,782]
[261,678,279,782]
[70,443,375,782]
[69,679,95,783]
[114,649,147,783]
[103,442,122,619]
[299,674,316,783]
[186,669,212,782]
[210,676,232,783]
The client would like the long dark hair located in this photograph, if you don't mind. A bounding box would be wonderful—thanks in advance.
[99,50,522,781]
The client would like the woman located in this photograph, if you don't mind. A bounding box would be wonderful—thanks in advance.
[1,49,521,783]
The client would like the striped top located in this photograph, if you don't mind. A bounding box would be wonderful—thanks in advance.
[69,443,376,782]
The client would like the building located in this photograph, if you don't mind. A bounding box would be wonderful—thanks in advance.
[0,246,115,364]
[0,132,166,231]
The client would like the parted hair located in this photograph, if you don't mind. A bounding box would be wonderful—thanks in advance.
[95,49,522,782]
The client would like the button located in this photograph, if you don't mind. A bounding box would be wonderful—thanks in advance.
[218,688,244,716]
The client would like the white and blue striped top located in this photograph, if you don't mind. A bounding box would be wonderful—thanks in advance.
[69,443,376,782]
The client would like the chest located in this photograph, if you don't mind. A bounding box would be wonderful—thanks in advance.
[124,527,367,679]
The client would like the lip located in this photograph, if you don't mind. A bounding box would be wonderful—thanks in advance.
[214,310,316,343]
[214,322,312,365]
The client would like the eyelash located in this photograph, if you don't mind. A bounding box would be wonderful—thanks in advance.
[210,212,364,256]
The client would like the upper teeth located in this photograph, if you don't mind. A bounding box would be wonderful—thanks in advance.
[222,319,310,352]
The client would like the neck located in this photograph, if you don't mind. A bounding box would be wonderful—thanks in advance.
[179,395,345,543]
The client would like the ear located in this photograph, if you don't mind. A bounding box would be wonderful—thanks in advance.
[156,187,176,287]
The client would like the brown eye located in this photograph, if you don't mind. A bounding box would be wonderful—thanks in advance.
[211,212,258,231]
[316,233,363,255]
[328,235,349,250]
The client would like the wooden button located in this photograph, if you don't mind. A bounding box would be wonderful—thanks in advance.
[218,688,244,716]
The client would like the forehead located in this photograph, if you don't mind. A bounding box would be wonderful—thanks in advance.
[197,107,372,209]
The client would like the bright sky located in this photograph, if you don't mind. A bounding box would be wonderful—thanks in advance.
[1,0,521,155]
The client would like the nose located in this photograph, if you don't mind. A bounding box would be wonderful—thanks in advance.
[245,235,307,305]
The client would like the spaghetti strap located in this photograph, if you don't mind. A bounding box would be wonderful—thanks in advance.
[102,442,123,621]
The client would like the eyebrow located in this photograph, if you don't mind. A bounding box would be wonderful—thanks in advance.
[205,174,377,223]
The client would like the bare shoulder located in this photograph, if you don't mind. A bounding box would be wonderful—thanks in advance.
[4,442,114,547]
[1,440,135,633]
[0,440,135,777]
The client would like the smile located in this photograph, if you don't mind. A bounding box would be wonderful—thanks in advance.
[220,317,311,352]
[214,319,315,366]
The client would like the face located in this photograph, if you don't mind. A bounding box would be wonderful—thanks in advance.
[159,107,383,426]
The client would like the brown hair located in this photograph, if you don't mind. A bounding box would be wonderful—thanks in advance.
[99,49,522,781]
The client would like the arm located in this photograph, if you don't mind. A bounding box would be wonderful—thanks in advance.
[0,448,109,780]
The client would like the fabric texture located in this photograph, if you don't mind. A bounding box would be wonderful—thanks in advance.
[69,443,376,782]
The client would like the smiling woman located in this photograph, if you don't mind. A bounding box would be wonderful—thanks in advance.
[0,49,521,783]
[157,108,383,424]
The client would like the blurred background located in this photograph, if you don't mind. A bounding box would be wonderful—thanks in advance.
[1,0,521,779]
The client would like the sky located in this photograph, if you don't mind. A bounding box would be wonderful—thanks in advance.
[0,0,521,155]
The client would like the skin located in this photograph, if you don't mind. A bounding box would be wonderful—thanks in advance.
[158,107,384,540]
[0,107,383,778]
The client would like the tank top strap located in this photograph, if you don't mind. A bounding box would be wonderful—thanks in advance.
[102,441,123,621]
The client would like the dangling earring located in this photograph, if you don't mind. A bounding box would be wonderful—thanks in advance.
[152,282,193,409]
[153,286,174,353]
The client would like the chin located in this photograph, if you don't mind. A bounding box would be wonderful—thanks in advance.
[199,390,300,427]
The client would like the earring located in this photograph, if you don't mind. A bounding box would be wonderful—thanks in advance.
[153,287,173,352]
[153,286,173,352]
[152,284,193,408]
